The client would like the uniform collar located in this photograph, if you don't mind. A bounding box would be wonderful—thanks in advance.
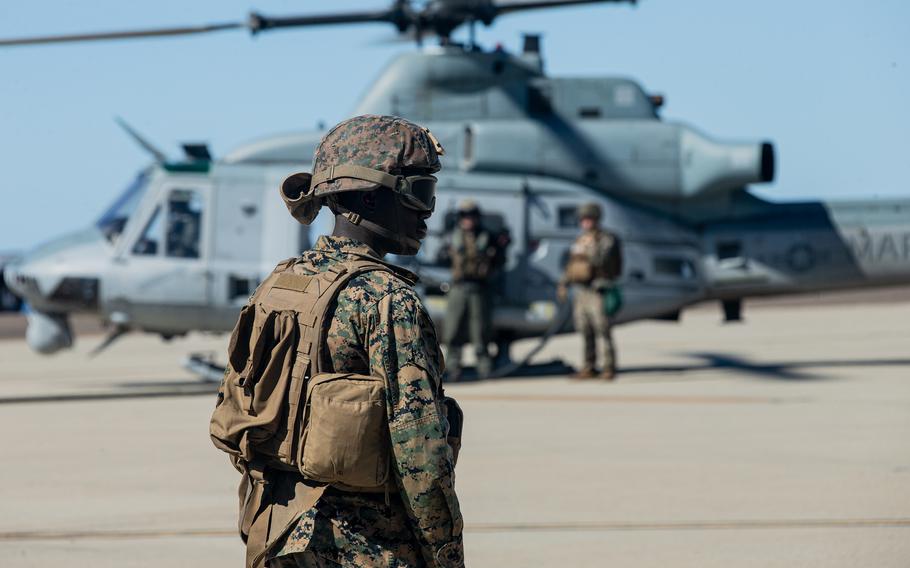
[313,235,419,284]
[314,235,381,259]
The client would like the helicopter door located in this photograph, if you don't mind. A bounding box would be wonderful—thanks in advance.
[206,176,266,330]
[706,237,768,290]
[109,183,211,333]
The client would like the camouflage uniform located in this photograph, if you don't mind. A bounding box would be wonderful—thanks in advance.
[213,115,462,567]
[563,227,621,376]
[269,235,463,567]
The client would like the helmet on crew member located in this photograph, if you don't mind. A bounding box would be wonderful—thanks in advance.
[577,202,602,222]
[457,199,481,217]
[279,114,445,254]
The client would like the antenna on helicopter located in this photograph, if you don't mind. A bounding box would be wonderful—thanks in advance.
[114,117,167,163]
[0,0,635,48]
[182,143,212,162]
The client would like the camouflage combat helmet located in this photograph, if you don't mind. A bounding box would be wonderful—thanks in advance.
[457,199,481,216]
[280,114,445,226]
[577,202,602,221]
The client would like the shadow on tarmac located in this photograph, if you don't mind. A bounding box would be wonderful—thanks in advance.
[621,353,910,381]
[452,353,910,383]
[444,359,575,383]
[4,354,909,404]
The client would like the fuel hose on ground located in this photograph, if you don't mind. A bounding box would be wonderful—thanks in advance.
[486,297,574,379]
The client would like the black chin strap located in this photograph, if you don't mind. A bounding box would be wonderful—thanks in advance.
[334,203,420,255]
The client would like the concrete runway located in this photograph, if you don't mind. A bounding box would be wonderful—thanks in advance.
[1,300,909,567]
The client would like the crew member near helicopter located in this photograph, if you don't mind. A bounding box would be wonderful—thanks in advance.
[440,200,509,381]
[210,115,464,568]
[557,202,623,380]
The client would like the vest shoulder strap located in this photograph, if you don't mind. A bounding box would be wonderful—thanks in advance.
[253,257,412,374]
[248,258,297,304]
[299,259,401,375]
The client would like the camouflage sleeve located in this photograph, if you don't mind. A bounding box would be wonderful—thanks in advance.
[367,287,465,568]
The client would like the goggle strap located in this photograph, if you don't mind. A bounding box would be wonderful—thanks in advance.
[312,164,399,191]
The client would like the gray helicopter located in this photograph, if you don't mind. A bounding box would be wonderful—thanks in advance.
[4,0,910,363]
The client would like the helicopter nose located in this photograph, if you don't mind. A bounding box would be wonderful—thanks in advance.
[4,252,102,316]
[6,228,107,312]
[3,260,38,302]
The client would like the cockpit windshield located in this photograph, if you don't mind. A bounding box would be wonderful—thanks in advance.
[96,171,150,242]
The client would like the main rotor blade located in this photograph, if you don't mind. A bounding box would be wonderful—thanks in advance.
[0,9,405,48]
[493,0,636,16]
[0,21,243,47]
[248,9,405,34]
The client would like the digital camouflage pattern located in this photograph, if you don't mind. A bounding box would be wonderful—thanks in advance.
[271,235,464,568]
[312,115,443,195]
[572,286,616,373]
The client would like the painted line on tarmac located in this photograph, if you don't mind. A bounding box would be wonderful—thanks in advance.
[3,518,909,542]
[466,518,910,532]
[455,393,789,405]
[0,386,217,405]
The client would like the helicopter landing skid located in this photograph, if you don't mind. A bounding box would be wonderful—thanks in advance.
[183,352,226,383]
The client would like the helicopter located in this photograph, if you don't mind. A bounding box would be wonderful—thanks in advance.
[4,0,910,366]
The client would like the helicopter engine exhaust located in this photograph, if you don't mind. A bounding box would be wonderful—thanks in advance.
[461,121,775,201]
[679,129,775,198]
[25,310,74,354]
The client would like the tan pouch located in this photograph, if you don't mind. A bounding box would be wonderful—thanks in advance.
[565,255,594,284]
[299,372,390,489]
[211,304,303,466]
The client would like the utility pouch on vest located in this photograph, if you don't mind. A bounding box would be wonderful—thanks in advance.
[299,372,390,489]
[211,261,307,468]
[565,255,594,284]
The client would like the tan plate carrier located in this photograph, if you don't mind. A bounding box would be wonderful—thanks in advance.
[210,257,406,567]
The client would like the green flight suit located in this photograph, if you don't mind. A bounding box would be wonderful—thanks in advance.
[443,228,501,378]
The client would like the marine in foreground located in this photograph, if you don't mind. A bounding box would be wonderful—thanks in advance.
[209,115,464,568]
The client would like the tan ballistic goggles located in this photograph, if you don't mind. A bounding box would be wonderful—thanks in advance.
[312,164,437,213]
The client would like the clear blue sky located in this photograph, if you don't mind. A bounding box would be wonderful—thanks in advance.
[1,0,907,251]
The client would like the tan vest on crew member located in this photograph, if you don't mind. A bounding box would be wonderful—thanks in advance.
[210,257,461,567]
[564,229,623,285]
[451,229,497,282]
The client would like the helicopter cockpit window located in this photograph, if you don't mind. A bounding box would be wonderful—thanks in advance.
[132,206,162,256]
[165,189,203,259]
[96,171,149,243]
[558,206,579,228]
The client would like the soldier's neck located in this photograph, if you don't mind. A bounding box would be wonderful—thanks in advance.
[332,215,392,257]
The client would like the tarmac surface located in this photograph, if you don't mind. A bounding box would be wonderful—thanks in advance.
[1,299,909,567]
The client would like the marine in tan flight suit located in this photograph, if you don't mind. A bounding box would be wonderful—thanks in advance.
[557,202,623,380]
